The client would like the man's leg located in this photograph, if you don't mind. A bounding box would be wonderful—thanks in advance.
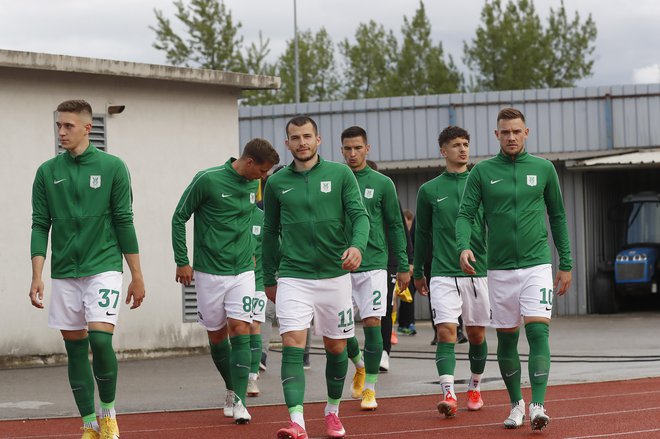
[248,321,262,396]
[360,318,382,409]
[525,317,551,430]
[281,330,308,431]
[324,337,349,438]
[62,330,98,433]
[227,318,252,423]
[466,326,487,411]
[435,323,458,417]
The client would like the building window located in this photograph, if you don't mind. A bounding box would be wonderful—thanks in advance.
[54,112,107,155]
[182,282,198,323]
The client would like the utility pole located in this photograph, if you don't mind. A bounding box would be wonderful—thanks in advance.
[293,0,300,103]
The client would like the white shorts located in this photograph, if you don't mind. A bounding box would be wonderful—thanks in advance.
[194,270,255,331]
[251,290,267,323]
[351,270,387,320]
[276,274,354,339]
[48,271,123,330]
[429,276,490,327]
[487,264,554,328]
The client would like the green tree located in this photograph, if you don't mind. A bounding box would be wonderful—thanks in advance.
[392,1,463,96]
[239,32,279,106]
[339,21,398,99]
[463,0,597,91]
[151,0,245,71]
[275,28,341,103]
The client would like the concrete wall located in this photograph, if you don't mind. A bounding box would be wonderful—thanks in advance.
[0,67,241,356]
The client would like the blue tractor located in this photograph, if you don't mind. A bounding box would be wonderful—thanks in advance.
[593,191,660,313]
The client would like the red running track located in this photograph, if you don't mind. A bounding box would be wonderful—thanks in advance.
[2,377,660,438]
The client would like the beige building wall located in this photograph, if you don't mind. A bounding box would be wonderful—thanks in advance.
[0,53,276,357]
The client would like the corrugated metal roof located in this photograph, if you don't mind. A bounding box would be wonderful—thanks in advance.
[566,148,660,170]
[378,149,623,172]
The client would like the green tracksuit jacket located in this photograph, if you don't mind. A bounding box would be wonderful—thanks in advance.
[414,171,487,278]
[30,144,139,279]
[251,206,265,292]
[172,158,258,275]
[262,156,370,285]
[456,151,572,271]
[348,166,408,273]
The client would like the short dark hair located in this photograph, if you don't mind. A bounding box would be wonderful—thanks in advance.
[341,126,367,143]
[497,107,526,123]
[242,138,280,165]
[285,115,318,137]
[438,126,470,147]
[56,99,92,117]
[366,159,378,171]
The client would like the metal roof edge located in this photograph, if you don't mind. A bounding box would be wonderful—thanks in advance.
[0,49,280,90]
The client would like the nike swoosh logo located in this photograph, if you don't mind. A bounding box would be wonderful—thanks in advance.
[54,179,66,184]
[282,188,294,194]
[490,179,503,185]
[437,196,448,203]
[533,372,548,377]
[364,348,375,354]
[95,376,110,382]
[333,376,346,381]
[281,377,295,384]
[435,357,447,363]
[222,194,232,198]
[372,307,382,311]
[545,307,552,311]
[505,370,519,377]
[471,356,487,361]
[235,364,250,369]
[343,328,353,333]
[106,311,117,316]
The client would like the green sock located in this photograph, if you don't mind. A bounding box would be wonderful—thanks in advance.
[64,338,96,419]
[435,342,456,376]
[325,348,348,401]
[281,346,306,409]
[469,339,488,374]
[346,336,361,364]
[363,326,383,379]
[497,330,523,403]
[88,331,117,405]
[526,322,551,404]
[249,334,262,375]
[210,338,233,391]
[230,334,251,403]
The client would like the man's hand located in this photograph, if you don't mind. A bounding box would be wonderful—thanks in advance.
[414,277,429,296]
[554,270,572,296]
[265,285,277,303]
[459,250,476,275]
[29,278,45,309]
[341,247,362,271]
[176,265,194,286]
[396,271,411,292]
[126,275,145,309]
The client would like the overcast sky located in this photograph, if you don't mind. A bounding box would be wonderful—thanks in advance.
[1,0,658,88]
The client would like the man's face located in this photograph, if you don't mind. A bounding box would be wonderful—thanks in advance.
[56,112,90,151]
[243,159,275,180]
[440,136,469,167]
[495,118,529,157]
[341,136,370,171]
[285,122,320,162]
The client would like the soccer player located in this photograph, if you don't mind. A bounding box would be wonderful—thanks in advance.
[263,116,369,439]
[171,138,279,424]
[29,99,145,439]
[340,126,410,410]
[457,108,572,431]
[414,126,490,418]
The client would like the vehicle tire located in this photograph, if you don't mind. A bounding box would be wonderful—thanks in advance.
[592,270,620,314]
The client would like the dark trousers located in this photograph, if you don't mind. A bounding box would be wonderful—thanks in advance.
[380,270,397,354]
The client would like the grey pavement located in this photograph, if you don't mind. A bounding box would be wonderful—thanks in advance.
[1,313,659,421]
